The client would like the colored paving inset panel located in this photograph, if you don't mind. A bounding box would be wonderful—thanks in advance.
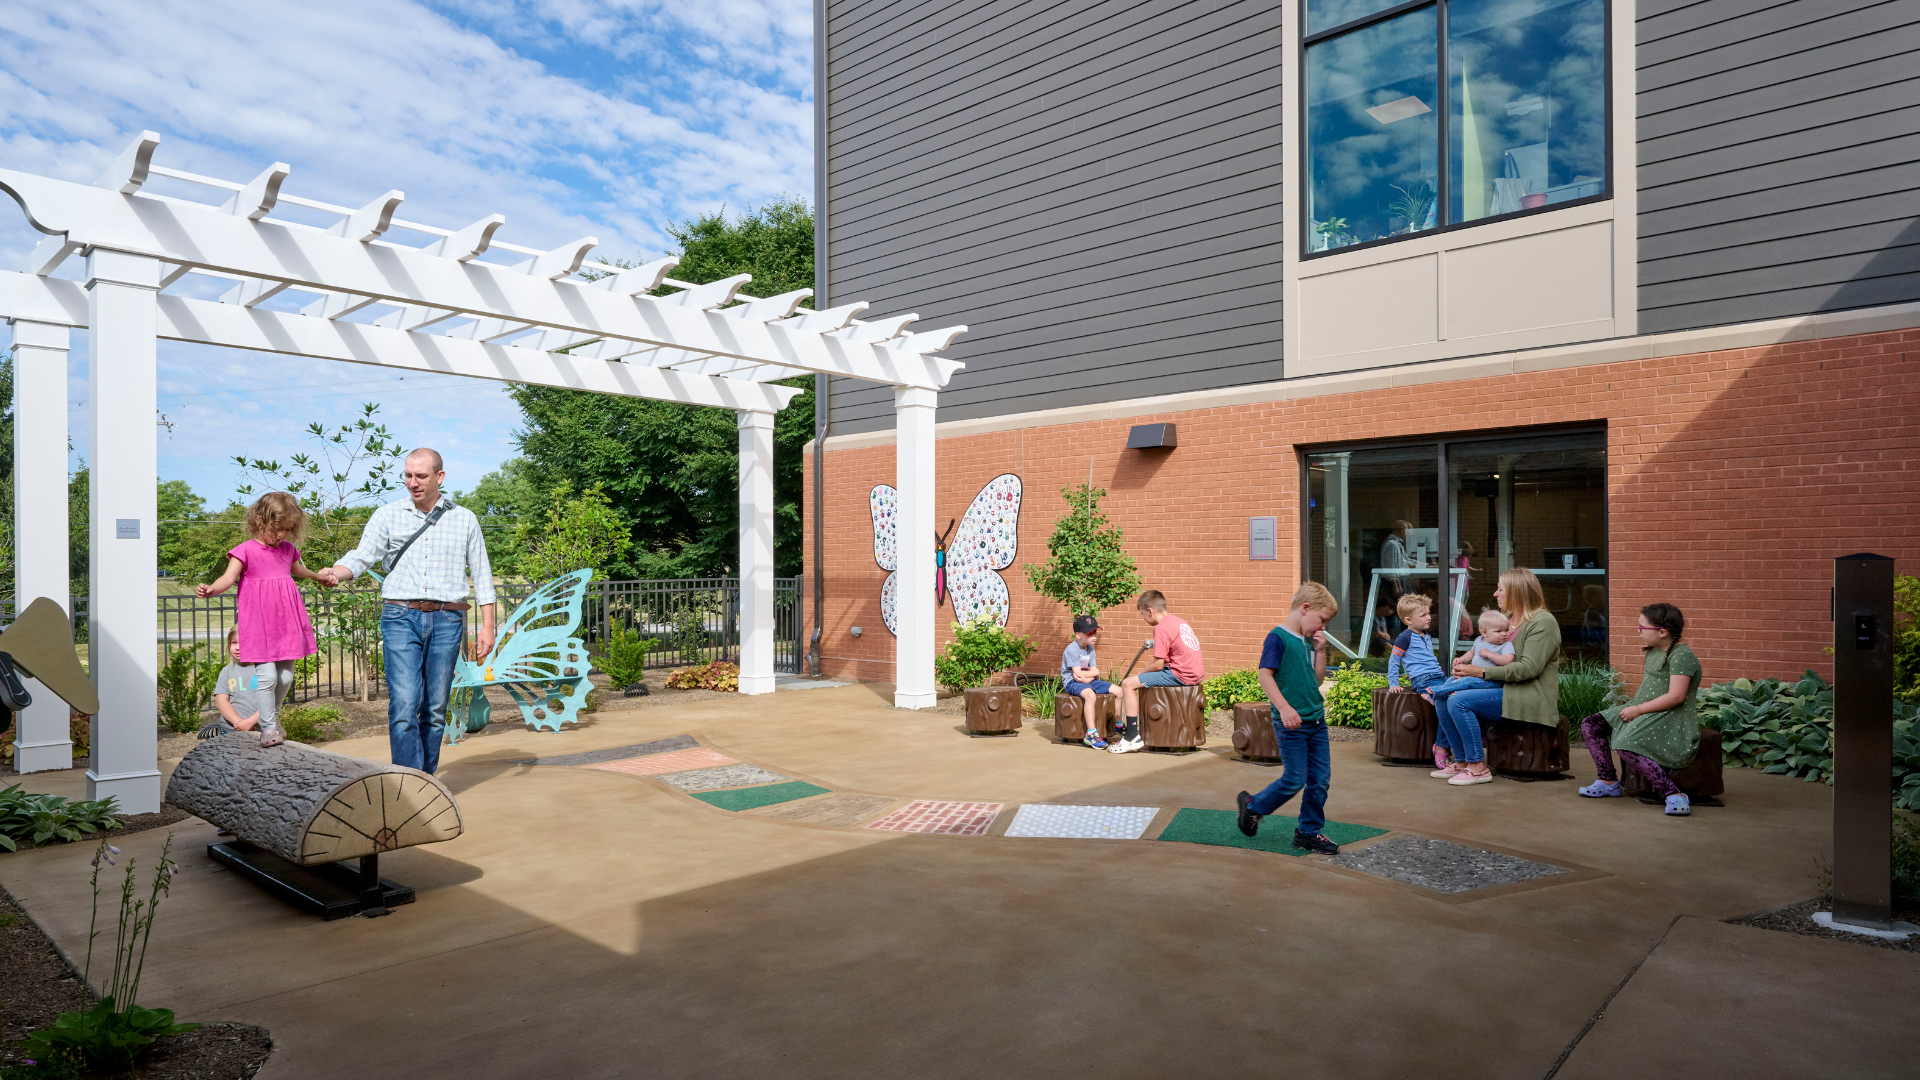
[527,734,699,767]
[1156,808,1387,856]
[692,782,831,812]
[747,792,898,827]
[658,764,790,792]
[864,800,1004,837]
[581,747,735,777]
[1003,804,1160,840]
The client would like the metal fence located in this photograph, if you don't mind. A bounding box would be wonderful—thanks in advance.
[3,576,801,706]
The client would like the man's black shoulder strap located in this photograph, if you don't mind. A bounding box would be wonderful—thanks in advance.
[382,500,451,576]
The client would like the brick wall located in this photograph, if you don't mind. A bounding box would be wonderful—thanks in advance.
[805,328,1920,688]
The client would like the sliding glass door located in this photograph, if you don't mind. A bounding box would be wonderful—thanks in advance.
[1305,427,1606,664]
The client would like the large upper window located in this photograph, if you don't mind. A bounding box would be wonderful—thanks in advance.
[1304,0,1608,254]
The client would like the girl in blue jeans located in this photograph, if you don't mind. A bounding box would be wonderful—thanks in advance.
[1432,569,1562,787]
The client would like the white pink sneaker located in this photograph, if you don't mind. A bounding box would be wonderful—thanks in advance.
[1430,762,1467,778]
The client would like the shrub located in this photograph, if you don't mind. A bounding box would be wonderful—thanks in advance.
[666,661,739,691]
[669,603,711,666]
[155,644,221,734]
[1703,671,1920,810]
[598,625,655,688]
[932,617,1036,693]
[1896,574,1920,703]
[1558,658,1626,723]
[1325,664,1388,729]
[277,704,343,744]
[1021,675,1063,717]
[0,784,123,851]
[1021,484,1142,618]
[1897,813,1920,908]
[1202,669,1266,713]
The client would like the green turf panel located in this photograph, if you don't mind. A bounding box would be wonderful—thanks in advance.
[691,781,831,812]
[1156,808,1388,856]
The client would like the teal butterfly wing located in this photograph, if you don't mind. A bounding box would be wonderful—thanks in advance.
[452,569,596,734]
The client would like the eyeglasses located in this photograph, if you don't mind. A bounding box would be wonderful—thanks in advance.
[1636,624,1662,632]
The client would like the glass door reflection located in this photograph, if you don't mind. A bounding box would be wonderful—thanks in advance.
[1307,445,1438,660]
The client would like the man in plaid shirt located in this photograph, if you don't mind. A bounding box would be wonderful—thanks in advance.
[321,449,495,774]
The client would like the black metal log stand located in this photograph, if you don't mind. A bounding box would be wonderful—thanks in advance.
[209,841,415,921]
[1832,554,1895,931]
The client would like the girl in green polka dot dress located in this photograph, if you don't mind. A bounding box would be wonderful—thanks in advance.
[1576,603,1704,816]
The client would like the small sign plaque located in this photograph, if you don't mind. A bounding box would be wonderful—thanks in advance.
[115,519,140,540]
[1248,516,1277,560]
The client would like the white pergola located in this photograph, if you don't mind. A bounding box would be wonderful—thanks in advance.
[1,132,958,811]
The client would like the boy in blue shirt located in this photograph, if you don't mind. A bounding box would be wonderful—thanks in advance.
[1386,594,1446,697]
[1060,615,1120,749]
[1236,582,1342,854]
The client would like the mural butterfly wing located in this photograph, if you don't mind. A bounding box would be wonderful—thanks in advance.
[945,473,1022,627]
[871,485,901,636]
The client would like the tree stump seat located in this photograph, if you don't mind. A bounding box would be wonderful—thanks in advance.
[1485,716,1572,776]
[166,735,464,919]
[1371,688,1438,764]
[1055,692,1120,744]
[1622,726,1725,802]
[1139,684,1206,751]
[964,686,1024,735]
[1231,702,1281,763]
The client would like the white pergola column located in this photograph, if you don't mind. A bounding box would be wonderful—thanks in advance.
[84,249,161,813]
[737,409,776,695]
[8,319,73,772]
[893,385,937,709]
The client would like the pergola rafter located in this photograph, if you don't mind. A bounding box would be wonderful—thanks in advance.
[1,132,958,811]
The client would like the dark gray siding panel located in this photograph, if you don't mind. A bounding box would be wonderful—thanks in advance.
[1638,0,1920,333]
[823,0,1285,435]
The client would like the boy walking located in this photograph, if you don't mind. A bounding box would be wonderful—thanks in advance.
[1061,615,1121,749]
[1236,582,1342,854]
[1112,590,1205,755]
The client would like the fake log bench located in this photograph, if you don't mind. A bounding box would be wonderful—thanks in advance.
[1370,688,1572,776]
[1622,726,1725,803]
[1139,684,1206,751]
[166,736,464,920]
[1055,692,1120,744]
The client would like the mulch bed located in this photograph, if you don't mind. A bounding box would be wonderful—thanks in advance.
[1731,897,1920,954]
[0,885,271,1078]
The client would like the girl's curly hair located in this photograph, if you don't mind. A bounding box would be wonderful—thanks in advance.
[245,491,307,546]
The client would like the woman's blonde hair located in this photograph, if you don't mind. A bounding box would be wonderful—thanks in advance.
[245,491,307,546]
[1498,567,1546,622]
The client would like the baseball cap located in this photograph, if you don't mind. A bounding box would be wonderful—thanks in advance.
[1072,615,1101,634]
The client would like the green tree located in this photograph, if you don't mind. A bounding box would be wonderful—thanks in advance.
[155,480,208,577]
[516,483,634,582]
[1022,484,1142,618]
[509,199,816,578]
[454,459,536,578]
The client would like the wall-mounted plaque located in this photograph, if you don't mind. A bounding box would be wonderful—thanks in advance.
[1249,516,1276,560]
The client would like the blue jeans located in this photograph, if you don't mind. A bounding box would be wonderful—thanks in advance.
[1427,675,1500,714]
[381,604,466,775]
[1440,688,1505,764]
[1248,720,1331,835]
[1139,669,1189,688]
[1397,671,1446,693]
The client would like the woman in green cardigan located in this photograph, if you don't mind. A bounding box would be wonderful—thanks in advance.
[1434,568,1561,787]
[1576,603,1703,816]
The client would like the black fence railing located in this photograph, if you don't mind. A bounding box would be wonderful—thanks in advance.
[3,576,801,707]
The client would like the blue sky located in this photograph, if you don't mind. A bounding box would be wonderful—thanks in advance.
[0,0,813,506]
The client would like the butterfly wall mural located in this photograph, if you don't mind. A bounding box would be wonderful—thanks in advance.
[870,473,1022,635]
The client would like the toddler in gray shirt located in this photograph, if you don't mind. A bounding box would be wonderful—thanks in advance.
[206,629,287,747]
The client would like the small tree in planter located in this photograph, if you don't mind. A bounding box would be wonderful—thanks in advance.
[934,617,1037,693]
[1023,483,1141,619]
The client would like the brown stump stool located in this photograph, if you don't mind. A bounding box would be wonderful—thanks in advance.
[1371,688,1438,764]
[1622,726,1725,803]
[1231,701,1281,764]
[1139,684,1206,751]
[1485,716,1571,776]
[1055,692,1120,744]
[964,686,1023,736]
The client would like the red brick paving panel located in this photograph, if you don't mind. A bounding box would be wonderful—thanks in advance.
[863,800,1004,836]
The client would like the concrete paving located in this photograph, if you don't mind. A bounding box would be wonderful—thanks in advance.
[0,683,1904,1079]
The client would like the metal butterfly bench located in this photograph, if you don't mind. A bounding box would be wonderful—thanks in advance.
[446,568,596,742]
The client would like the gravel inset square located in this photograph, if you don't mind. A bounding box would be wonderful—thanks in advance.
[658,764,789,791]
[524,734,700,766]
[1328,834,1568,893]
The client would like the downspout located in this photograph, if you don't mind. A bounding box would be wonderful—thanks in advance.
[809,0,829,677]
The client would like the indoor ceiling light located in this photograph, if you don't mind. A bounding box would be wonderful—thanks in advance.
[1367,96,1431,124]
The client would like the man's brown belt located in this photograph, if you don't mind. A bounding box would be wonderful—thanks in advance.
[391,599,470,612]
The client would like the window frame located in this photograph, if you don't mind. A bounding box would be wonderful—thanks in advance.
[1298,0,1614,262]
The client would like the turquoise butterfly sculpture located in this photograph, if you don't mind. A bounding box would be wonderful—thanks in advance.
[446,568,596,741]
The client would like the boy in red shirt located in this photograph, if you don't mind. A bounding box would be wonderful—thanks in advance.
[1112,590,1206,754]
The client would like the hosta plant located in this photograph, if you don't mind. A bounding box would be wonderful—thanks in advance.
[0,785,123,852]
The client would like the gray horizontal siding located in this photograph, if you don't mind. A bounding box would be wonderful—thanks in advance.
[1638,0,1920,334]
[822,0,1284,435]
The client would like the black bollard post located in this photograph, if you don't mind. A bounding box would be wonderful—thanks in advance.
[1832,554,1895,931]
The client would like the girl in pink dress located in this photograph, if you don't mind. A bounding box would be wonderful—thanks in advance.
[197,492,322,745]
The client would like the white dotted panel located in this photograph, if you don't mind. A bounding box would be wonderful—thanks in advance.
[1002,804,1160,840]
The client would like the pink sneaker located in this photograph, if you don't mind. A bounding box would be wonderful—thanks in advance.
[1430,762,1467,778]
[1432,745,1451,770]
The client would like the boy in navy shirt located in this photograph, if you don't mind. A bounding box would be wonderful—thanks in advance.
[1236,582,1342,855]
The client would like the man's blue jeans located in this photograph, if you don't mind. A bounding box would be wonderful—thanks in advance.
[1439,687,1505,764]
[1248,718,1331,835]
[381,604,465,775]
